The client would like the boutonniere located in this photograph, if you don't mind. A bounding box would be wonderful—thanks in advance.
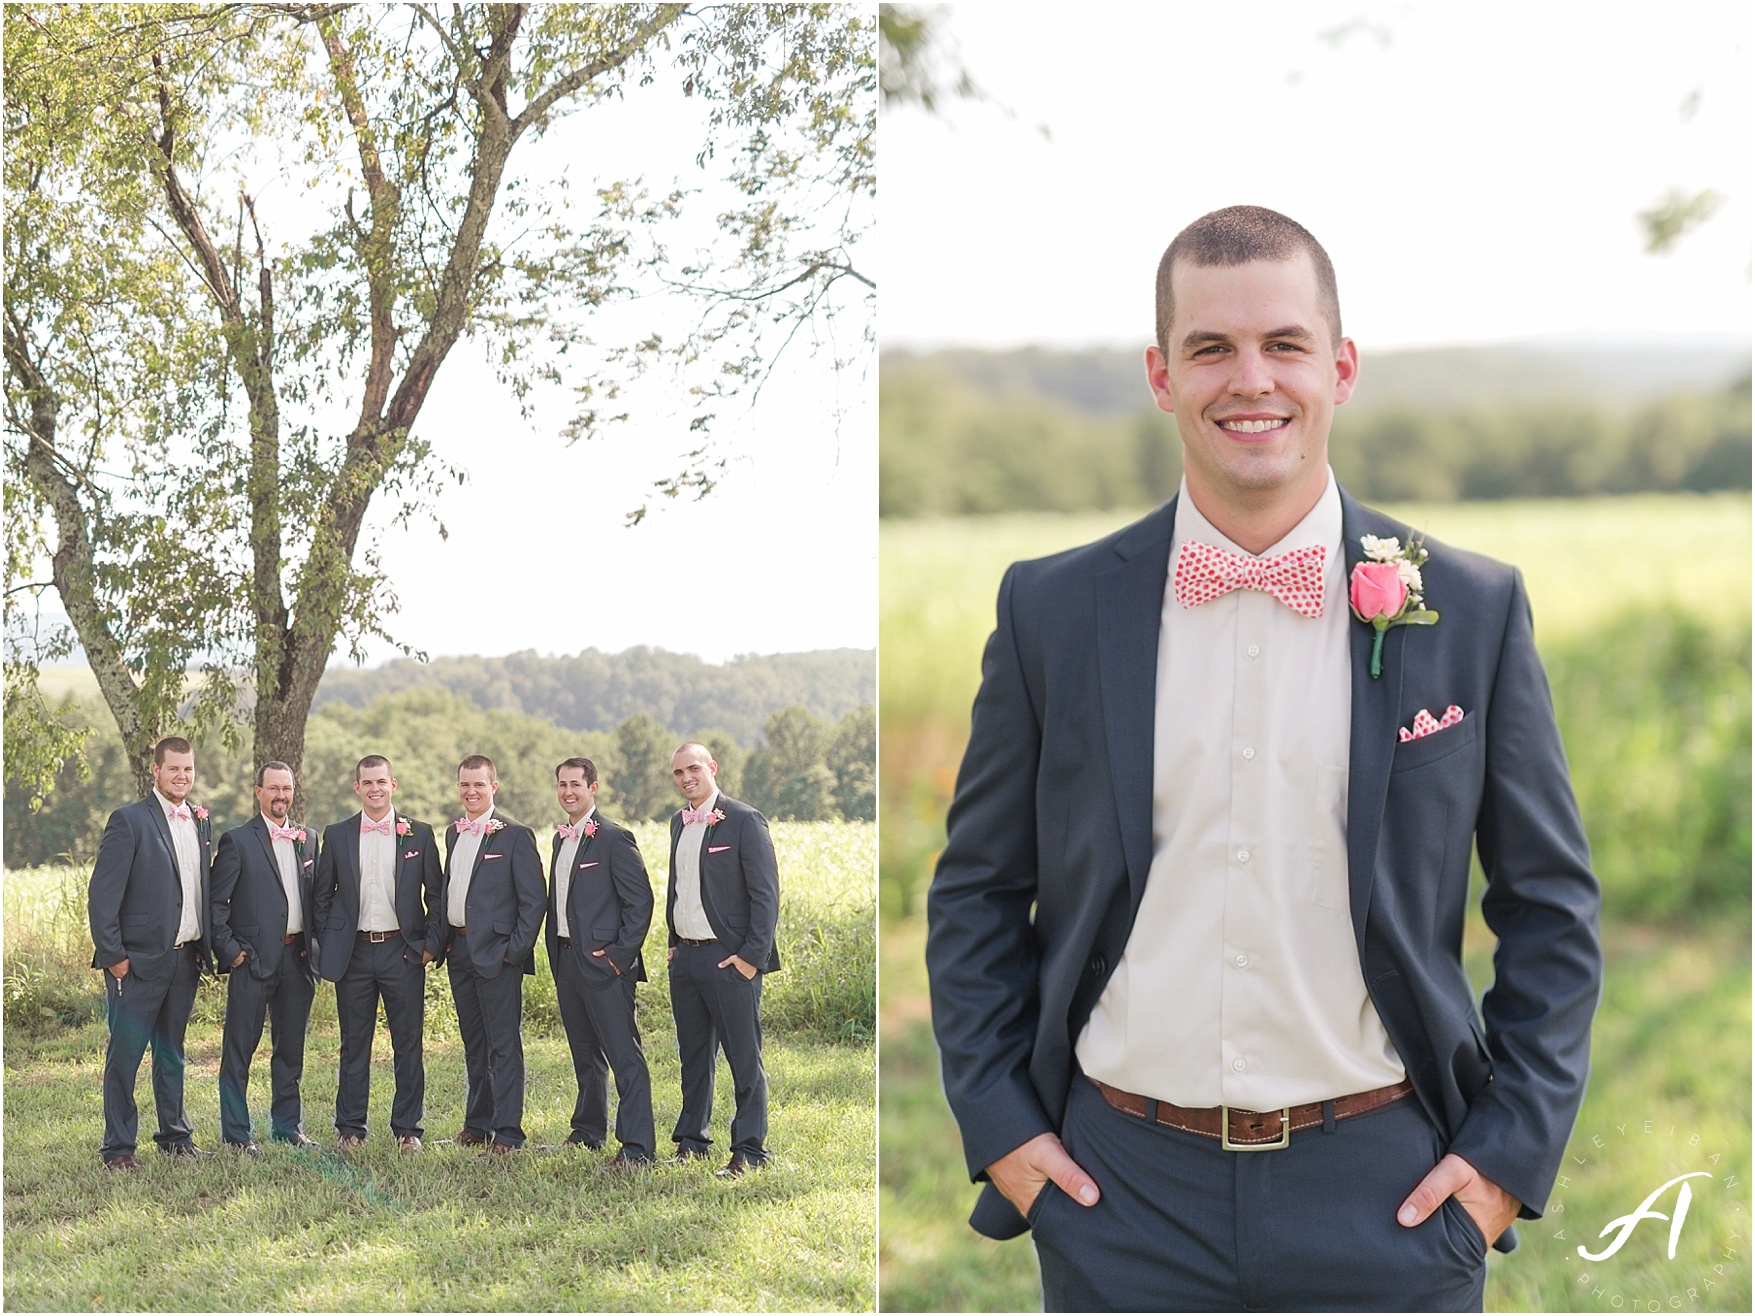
[292,826,308,847]
[194,805,209,822]
[395,818,412,837]
[484,818,505,836]
[1350,534,1440,679]
[707,808,726,831]
[583,819,598,839]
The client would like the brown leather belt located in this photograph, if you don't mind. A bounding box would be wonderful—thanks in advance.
[678,937,717,947]
[283,933,305,945]
[451,924,468,936]
[358,930,401,943]
[556,936,573,948]
[1090,1076,1414,1149]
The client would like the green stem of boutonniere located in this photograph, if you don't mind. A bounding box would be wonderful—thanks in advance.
[1370,622,1388,679]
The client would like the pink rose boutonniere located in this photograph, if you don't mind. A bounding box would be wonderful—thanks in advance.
[484,818,505,837]
[194,806,209,821]
[708,808,726,830]
[293,828,308,845]
[583,820,599,839]
[395,819,412,837]
[1349,534,1440,679]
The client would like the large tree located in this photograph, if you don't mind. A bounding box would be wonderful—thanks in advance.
[4,3,874,809]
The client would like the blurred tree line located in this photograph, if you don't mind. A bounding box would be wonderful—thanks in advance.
[5,691,874,869]
[881,355,1751,516]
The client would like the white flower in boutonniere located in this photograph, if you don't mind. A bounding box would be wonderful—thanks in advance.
[484,819,505,836]
[396,818,412,837]
[1349,532,1440,680]
[708,808,726,831]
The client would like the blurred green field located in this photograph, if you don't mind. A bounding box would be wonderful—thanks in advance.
[878,493,1751,1312]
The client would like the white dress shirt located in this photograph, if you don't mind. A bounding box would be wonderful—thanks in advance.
[448,811,490,926]
[358,813,399,932]
[553,807,596,940]
[1076,470,1405,1109]
[264,814,303,935]
[672,791,719,941]
[156,790,203,945]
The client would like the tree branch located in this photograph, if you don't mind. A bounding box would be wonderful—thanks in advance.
[514,3,689,135]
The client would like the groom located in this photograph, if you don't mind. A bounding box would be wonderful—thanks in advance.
[926,206,1602,1311]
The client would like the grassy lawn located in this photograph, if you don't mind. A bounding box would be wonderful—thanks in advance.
[2,822,876,1311]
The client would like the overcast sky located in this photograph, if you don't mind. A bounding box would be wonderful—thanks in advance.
[882,2,1751,352]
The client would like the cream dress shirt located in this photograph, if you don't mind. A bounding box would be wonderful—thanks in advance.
[156,790,203,945]
[448,812,490,927]
[1075,471,1405,1109]
[358,814,399,932]
[672,791,719,941]
[553,807,596,939]
[262,814,303,935]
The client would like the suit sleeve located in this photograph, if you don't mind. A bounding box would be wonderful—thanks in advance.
[607,826,655,974]
[87,808,135,971]
[419,824,444,959]
[509,824,546,967]
[209,831,245,972]
[925,564,1057,1182]
[313,828,338,940]
[1448,569,1603,1218]
[734,810,780,969]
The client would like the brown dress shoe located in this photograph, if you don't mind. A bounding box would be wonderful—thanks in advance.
[397,1135,424,1152]
[337,1134,366,1150]
[716,1152,766,1178]
[164,1142,212,1158]
[103,1154,142,1171]
[455,1128,490,1148]
[487,1139,523,1155]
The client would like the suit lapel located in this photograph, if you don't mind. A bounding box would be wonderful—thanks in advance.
[145,794,176,859]
[469,807,498,882]
[346,812,366,901]
[1341,490,1409,957]
[1095,498,1176,915]
[253,813,279,873]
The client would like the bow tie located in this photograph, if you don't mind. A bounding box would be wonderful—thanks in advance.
[556,822,581,840]
[1172,541,1327,618]
[167,803,192,822]
[455,818,488,837]
[269,824,300,843]
[680,805,714,825]
[362,815,395,835]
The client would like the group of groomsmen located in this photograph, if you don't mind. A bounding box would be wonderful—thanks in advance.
[88,736,780,1180]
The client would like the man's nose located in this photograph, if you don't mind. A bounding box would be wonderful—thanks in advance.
[1228,348,1273,396]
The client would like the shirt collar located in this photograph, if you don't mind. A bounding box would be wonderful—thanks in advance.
[155,789,189,819]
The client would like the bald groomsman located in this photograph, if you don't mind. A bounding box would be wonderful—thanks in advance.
[666,742,781,1176]
[88,736,215,1168]
[313,755,444,1150]
[440,755,545,1152]
[548,757,657,1164]
[210,762,320,1153]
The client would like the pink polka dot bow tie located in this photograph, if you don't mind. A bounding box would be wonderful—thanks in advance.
[455,818,487,836]
[168,803,192,821]
[269,824,300,842]
[1172,541,1327,619]
[361,816,395,834]
[680,806,712,825]
[556,823,581,840]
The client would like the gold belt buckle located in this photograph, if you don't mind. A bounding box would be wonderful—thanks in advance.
[368,930,390,943]
[1220,1106,1290,1151]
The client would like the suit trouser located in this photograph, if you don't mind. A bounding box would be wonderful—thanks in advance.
[334,933,427,1140]
[100,944,200,1159]
[668,940,768,1160]
[554,948,656,1159]
[1030,1077,1490,1313]
[447,951,526,1147]
[218,943,316,1145]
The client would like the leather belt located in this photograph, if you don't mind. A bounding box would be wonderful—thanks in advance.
[283,933,305,945]
[451,924,468,936]
[1090,1076,1415,1149]
[358,930,401,943]
[556,936,573,948]
[678,937,717,947]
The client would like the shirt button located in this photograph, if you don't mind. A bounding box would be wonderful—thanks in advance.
[1234,954,1248,968]
[1232,1057,1248,1072]
[1242,747,1255,761]
[1246,644,1260,658]
[1237,848,1251,863]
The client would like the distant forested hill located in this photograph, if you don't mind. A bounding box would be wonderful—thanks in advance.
[314,646,875,748]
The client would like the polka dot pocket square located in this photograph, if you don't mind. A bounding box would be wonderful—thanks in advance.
[1399,705,1465,743]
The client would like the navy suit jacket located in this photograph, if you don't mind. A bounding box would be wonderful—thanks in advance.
[312,812,444,980]
[665,794,782,974]
[439,807,545,978]
[926,489,1602,1245]
[88,794,215,980]
[545,814,654,984]
[210,815,319,984]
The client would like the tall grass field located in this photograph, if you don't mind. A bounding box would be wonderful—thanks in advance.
[3,821,875,1312]
[879,494,1751,1312]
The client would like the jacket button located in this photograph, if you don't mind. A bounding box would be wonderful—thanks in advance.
[1089,954,1106,977]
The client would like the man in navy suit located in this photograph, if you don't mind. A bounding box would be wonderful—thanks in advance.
[665,742,781,1176]
[926,206,1601,1310]
[88,736,216,1168]
[546,757,656,1164]
[312,754,443,1150]
[210,761,320,1152]
[441,754,545,1152]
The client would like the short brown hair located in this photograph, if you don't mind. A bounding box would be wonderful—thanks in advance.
[355,754,393,779]
[255,760,293,787]
[458,754,497,778]
[1154,205,1342,357]
[555,757,598,786]
[152,736,193,764]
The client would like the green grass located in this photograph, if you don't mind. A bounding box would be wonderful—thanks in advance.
[2,822,876,1311]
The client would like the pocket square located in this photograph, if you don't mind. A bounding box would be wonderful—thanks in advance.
[302,858,314,867]
[483,852,503,860]
[402,849,420,859]
[1400,705,1465,742]
[578,861,599,870]
[707,844,731,854]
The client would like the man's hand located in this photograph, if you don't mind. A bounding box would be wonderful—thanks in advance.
[1399,1153,1520,1246]
[718,953,757,980]
[592,947,624,975]
[421,949,435,965]
[231,949,247,968]
[987,1132,1101,1219]
[108,958,130,979]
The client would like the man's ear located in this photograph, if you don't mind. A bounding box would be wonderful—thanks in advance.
[1333,337,1360,405]
[1144,345,1177,415]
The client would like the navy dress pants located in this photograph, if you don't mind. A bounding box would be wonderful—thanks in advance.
[218,944,315,1145]
[334,933,427,1140]
[554,949,656,1160]
[447,952,527,1147]
[668,940,768,1161]
[100,944,200,1159]
[1031,1078,1489,1312]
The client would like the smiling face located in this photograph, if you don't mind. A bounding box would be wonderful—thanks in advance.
[457,765,497,820]
[671,744,718,807]
[256,766,295,823]
[152,749,195,804]
[1145,254,1357,540]
[353,761,397,820]
[555,766,598,822]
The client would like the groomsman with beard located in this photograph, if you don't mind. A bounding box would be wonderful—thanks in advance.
[665,742,781,1176]
[313,754,444,1151]
[210,761,320,1153]
[88,736,215,1168]
[547,757,657,1165]
[441,754,545,1152]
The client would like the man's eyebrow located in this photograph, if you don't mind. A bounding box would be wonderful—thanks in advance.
[1180,329,1233,350]
[1262,324,1315,341]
